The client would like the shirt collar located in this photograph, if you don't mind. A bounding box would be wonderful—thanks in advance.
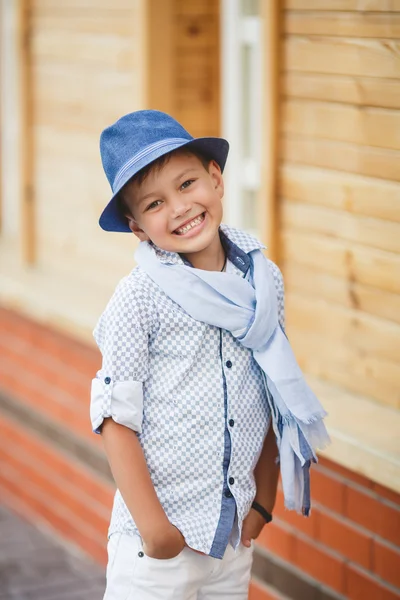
[149,224,266,273]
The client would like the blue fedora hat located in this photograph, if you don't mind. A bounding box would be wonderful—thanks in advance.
[99,110,229,232]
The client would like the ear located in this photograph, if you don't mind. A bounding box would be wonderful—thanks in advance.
[209,160,224,199]
[127,216,151,242]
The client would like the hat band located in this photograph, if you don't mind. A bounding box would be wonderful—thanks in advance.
[112,137,191,193]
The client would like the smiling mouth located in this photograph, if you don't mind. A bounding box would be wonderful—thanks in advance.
[173,213,205,235]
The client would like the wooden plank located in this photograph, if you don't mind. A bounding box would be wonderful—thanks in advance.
[288,326,400,409]
[260,0,280,259]
[174,0,220,137]
[284,37,400,79]
[282,73,400,110]
[19,0,35,264]
[284,261,400,324]
[281,135,400,182]
[34,71,139,133]
[281,230,400,294]
[34,0,135,9]
[32,30,137,70]
[176,15,219,50]
[32,13,135,36]
[282,100,400,151]
[282,200,400,254]
[175,0,217,15]
[280,164,400,223]
[285,293,400,364]
[284,11,400,38]
[284,0,400,11]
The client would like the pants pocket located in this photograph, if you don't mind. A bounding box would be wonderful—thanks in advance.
[103,534,139,600]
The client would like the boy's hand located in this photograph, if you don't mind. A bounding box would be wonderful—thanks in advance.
[143,523,186,559]
[241,507,266,547]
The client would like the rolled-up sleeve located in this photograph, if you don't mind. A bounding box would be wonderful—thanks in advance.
[90,276,152,434]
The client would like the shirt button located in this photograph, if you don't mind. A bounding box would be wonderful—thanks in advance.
[104,377,111,385]
[229,419,235,427]
[229,477,235,485]
[224,490,233,498]
[138,551,144,558]
[226,360,232,369]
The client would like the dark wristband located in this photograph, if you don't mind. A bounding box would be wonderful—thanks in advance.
[251,501,273,524]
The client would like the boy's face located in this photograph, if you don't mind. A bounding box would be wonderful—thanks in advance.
[123,152,224,261]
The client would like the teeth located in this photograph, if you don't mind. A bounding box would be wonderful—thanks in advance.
[175,214,204,235]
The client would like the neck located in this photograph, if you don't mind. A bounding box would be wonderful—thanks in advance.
[181,232,225,271]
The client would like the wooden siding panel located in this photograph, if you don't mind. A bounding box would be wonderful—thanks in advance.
[284,262,400,326]
[281,136,400,182]
[282,73,400,111]
[282,101,400,151]
[30,0,144,280]
[280,164,400,223]
[284,0,400,11]
[284,37,400,79]
[289,325,400,409]
[286,294,400,365]
[281,200,400,254]
[284,12,400,38]
[281,230,400,296]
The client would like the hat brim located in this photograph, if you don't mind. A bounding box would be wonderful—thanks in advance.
[99,137,229,232]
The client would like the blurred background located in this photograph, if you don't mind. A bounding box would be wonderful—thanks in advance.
[0,1,399,599]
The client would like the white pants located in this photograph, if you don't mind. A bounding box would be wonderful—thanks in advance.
[103,533,254,600]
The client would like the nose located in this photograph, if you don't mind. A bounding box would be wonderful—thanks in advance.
[170,196,192,220]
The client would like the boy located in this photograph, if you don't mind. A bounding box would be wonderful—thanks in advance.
[91,110,329,600]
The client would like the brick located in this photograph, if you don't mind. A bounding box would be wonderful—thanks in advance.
[311,467,346,515]
[293,534,346,593]
[317,509,373,569]
[372,483,400,506]
[0,362,94,441]
[345,563,400,600]
[317,456,374,490]
[345,484,400,546]
[257,519,295,562]
[274,487,319,538]
[0,417,113,510]
[0,446,110,535]
[373,539,400,589]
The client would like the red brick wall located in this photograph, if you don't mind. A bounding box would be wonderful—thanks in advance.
[0,306,399,599]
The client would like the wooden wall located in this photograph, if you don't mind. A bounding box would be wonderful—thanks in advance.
[279,1,400,410]
[19,0,220,293]
[147,0,220,138]
[29,0,146,282]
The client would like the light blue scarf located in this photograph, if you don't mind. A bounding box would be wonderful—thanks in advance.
[135,241,331,515]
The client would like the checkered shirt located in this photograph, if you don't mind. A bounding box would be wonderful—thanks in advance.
[90,224,285,556]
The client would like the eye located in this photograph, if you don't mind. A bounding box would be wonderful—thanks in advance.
[180,179,194,190]
[145,199,162,211]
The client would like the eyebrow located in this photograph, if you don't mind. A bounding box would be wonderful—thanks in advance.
[138,168,198,206]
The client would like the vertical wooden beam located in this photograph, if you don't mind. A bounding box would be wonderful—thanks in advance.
[145,0,175,115]
[18,0,35,264]
[260,0,281,263]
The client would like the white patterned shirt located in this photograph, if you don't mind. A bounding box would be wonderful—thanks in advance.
[90,224,285,557]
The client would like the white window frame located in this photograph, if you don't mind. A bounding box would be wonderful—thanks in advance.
[221,0,263,236]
